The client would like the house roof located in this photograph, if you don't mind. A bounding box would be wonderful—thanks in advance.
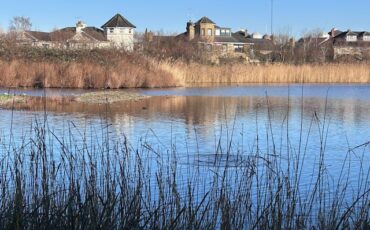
[25,31,51,41]
[214,36,241,43]
[101,13,136,28]
[233,31,274,49]
[52,27,107,42]
[24,26,107,43]
[334,30,361,39]
[196,17,216,25]
[359,31,370,37]
[82,27,107,41]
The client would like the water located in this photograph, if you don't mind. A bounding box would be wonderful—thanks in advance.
[1,85,370,191]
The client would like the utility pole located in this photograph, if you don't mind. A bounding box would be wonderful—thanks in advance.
[271,0,274,35]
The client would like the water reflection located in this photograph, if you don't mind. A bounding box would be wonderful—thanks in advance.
[6,95,370,129]
[1,87,370,190]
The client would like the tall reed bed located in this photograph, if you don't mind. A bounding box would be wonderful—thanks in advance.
[163,62,370,84]
[0,99,369,229]
[0,58,180,89]
[1,53,369,89]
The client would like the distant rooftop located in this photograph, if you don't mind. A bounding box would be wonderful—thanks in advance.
[196,17,216,25]
[101,13,136,28]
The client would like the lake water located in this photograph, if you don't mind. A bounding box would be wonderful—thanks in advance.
[1,85,370,195]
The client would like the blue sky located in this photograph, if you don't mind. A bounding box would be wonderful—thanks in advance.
[0,1,369,37]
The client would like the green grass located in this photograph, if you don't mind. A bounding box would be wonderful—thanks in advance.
[0,94,13,100]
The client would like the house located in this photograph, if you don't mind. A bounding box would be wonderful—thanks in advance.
[17,13,136,51]
[178,17,274,56]
[101,13,136,50]
[329,28,370,60]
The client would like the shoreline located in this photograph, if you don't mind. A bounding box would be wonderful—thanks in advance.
[0,91,151,110]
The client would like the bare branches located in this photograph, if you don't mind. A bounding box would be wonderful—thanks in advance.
[9,16,32,33]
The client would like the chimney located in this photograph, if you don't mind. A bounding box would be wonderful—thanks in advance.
[76,21,86,33]
[244,29,248,38]
[330,28,336,38]
[186,21,195,40]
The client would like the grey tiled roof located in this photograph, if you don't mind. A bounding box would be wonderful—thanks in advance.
[214,36,241,43]
[196,17,216,24]
[102,14,136,28]
[232,31,274,49]
[25,31,51,41]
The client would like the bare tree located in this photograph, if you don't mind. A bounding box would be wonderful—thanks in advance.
[273,29,294,63]
[296,28,331,63]
[9,16,32,33]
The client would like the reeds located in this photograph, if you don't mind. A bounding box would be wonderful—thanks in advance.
[164,62,370,85]
[1,44,369,89]
[0,98,369,229]
[0,58,181,89]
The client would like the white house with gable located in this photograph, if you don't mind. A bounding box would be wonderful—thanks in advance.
[102,14,136,51]
[17,13,136,51]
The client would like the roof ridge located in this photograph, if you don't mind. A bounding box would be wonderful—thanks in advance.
[101,13,136,28]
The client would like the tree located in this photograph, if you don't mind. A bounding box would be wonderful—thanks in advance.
[297,28,331,63]
[273,29,294,63]
[9,16,32,33]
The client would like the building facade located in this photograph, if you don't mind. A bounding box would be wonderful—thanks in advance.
[17,13,136,51]
[329,29,370,60]
[180,16,274,57]
[102,14,136,50]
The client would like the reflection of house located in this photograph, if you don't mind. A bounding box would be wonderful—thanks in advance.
[178,16,273,55]
[17,13,136,51]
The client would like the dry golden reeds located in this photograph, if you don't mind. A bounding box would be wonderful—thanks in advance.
[0,55,369,89]
[0,58,181,89]
[165,62,370,85]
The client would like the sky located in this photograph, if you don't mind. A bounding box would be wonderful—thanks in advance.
[0,1,369,37]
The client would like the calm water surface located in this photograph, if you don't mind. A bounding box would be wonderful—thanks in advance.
[1,84,370,185]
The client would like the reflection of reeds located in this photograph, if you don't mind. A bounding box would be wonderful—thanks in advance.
[0,97,369,229]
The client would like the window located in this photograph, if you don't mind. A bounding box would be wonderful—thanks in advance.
[129,29,132,34]
[207,29,212,36]
[347,35,357,42]
[201,29,205,36]
[215,29,220,36]
[109,28,114,34]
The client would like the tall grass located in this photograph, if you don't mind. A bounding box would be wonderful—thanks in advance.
[163,62,370,84]
[0,98,369,229]
[0,44,369,89]
[0,58,180,89]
